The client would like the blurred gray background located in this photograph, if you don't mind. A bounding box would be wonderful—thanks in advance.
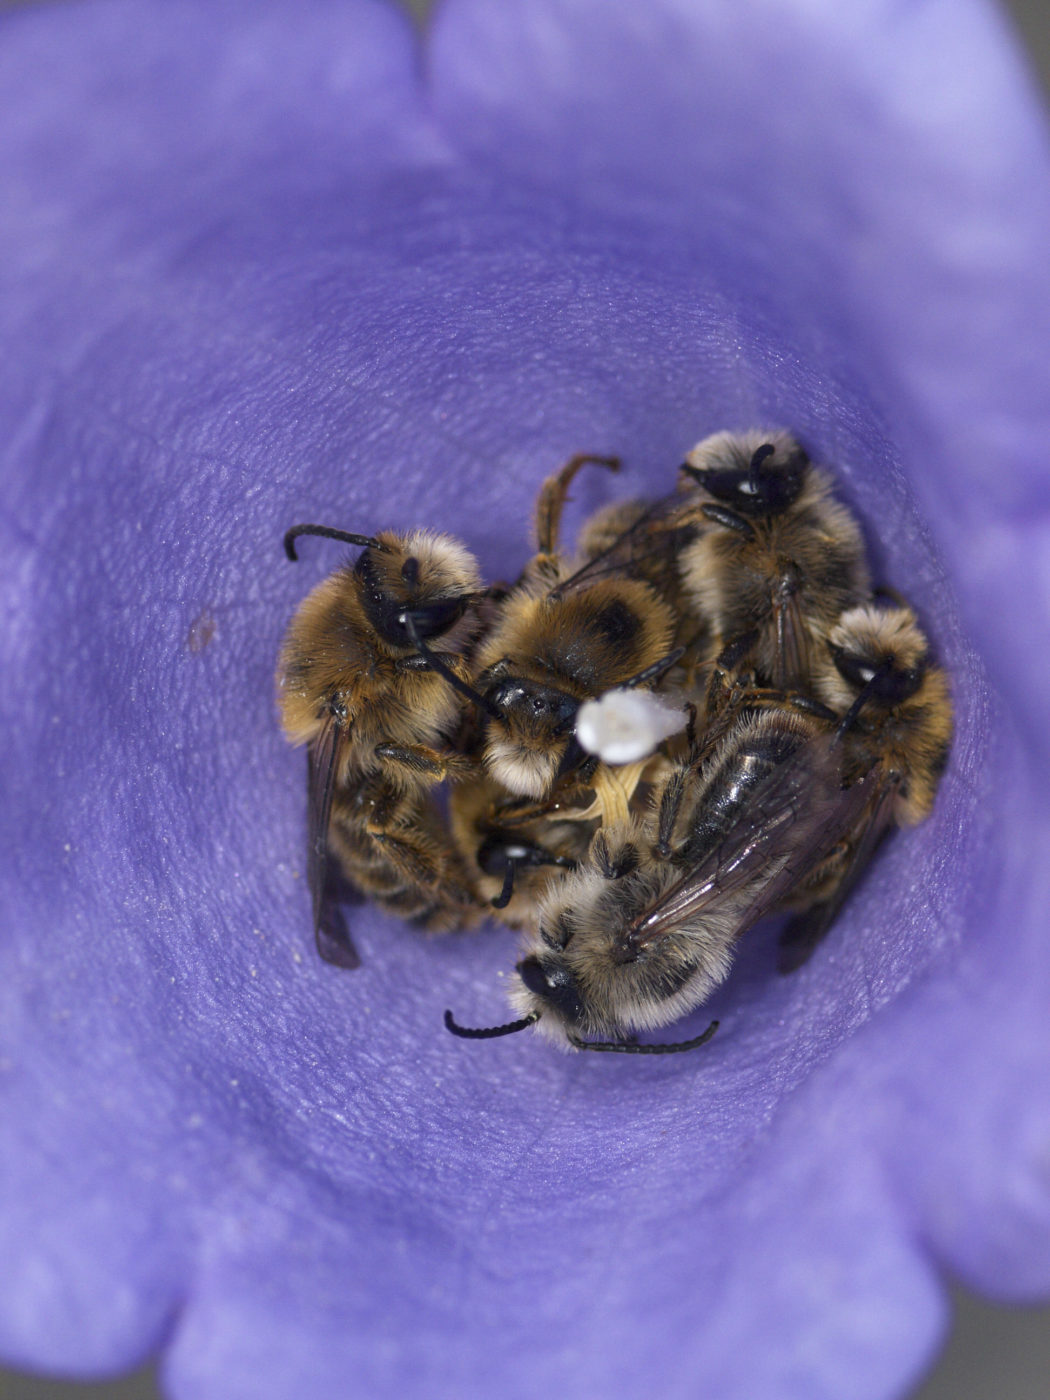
[1,0,1048,1396]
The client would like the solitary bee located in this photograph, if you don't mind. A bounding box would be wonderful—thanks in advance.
[446,690,877,1052]
[448,767,597,927]
[776,599,953,969]
[449,454,686,917]
[277,523,486,967]
[677,430,871,689]
[467,453,683,802]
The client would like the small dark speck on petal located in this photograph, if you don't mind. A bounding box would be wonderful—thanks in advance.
[187,611,217,653]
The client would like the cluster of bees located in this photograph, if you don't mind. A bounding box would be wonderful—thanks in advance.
[277,431,952,1054]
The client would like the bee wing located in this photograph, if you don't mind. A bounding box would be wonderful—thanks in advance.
[548,495,697,599]
[626,732,878,953]
[729,764,883,936]
[306,716,361,970]
[776,774,897,972]
[771,588,811,692]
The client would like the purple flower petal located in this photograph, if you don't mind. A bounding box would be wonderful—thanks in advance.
[1,1,1048,1398]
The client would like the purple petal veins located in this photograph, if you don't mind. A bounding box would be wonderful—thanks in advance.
[1,1,1048,1398]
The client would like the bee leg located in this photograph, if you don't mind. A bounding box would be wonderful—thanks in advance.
[620,645,686,690]
[703,630,760,724]
[374,742,476,783]
[373,881,479,933]
[368,823,477,908]
[534,453,621,558]
[785,694,839,723]
[685,701,698,748]
[700,502,756,539]
[654,766,688,858]
[591,829,640,879]
[486,784,596,826]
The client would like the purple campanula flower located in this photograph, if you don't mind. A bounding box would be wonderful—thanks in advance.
[2,1,1049,1397]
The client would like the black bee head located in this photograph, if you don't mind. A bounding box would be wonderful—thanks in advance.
[355,547,470,648]
[683,438,809,518]
[830,643,926,705]
[517,955,585,1026]
[482,674,581,736]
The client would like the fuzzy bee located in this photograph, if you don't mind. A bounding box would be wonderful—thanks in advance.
[445,454,687,919]
[447,691,876,1051]
[446,591,952,1052]
[776,599,953,970]
[466,452,684,803]
[277,523,486,967]
[677,429,871,689]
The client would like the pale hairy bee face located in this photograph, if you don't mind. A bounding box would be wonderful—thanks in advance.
[508,830,734,1048]
[812,602,953,827]
[276,529,482,750]
[482,731,567,800]
[355,529,481,653]
[476,665,582,799]
[815,604,928,713]
[681,428,810,517]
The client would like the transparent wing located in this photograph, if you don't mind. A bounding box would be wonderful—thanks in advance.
[548,494,699,600]
[776,774,897,972]
[624,731,878,954]
[771,588,811,692]
[306,716,361,970]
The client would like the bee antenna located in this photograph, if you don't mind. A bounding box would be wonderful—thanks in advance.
[284,524,386,562]
[748,443,776,494]
[401,613,501,719]
[491,860,517,910]
[568,1020,719,1054]
[621,645,686,690]
[444,1009,540,1039]
[835,658,898,738]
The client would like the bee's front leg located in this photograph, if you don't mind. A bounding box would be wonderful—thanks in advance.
[533,453,621,559]
[374,742,477,784]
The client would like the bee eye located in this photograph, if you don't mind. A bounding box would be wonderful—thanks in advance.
[831,646,925,704]
[685,442,808,517]
[403,593,469,641]
[517,955,584,1024]
[401,557,420,587]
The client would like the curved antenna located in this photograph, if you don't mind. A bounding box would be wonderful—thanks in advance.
[835,658,897,739]
[284,524,385,562]
[568,1019,719,1054]
[621,645,686,690]
[444,1009,540,1040]
[491,861,517,910]
[401,613,501,719]
[748,442,776,494]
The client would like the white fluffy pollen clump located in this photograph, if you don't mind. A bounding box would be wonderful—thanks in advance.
[575,689,688,765]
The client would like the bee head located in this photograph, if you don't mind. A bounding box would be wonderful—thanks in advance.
[515,954,585,1028]
[827,604,928,707]
[354,529,481,651]
[474,661,588,797]
[681,429,809,518]
[482,670,581,736]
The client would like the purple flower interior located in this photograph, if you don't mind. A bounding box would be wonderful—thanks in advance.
[2,2,1049,1398]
